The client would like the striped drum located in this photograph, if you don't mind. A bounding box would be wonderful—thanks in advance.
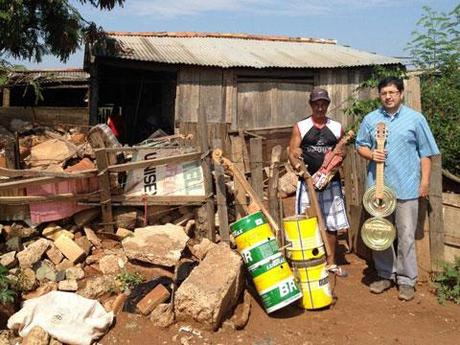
[283,216,325,261]
[230,211,279,269]
[230,212,302,313]
[291,258,332,310]
[249,253,303,313]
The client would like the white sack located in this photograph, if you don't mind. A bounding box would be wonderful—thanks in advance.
[7,291,113,345]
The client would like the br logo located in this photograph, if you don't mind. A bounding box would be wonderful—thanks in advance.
[279,279,297,297]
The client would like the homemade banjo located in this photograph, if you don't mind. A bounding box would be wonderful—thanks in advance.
[362,122,396,217]
[361,122,396,251]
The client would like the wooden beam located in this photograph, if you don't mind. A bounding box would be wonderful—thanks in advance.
[0,192,97,204]
[81,194,208,206]
[231,136,247,219]
[196,87,216,241]
[428,155,444,272]
[88,62,99,125]
[0,167,97,179]
[249,138,264,200]
[268,145,282,228]
[213,139,230,243]
[95,150,114,232]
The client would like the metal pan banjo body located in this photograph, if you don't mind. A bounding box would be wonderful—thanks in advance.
[361,122,397,250]
[363,185,396,218]
[361,217,396,251]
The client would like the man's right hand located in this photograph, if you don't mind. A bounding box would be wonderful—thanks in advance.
[371,149,386,163]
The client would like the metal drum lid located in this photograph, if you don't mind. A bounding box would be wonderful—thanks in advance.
[362,185,397,218]
[361,217,396,251]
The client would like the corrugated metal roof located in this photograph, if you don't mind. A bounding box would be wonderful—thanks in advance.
[93,32,401,69]
[7,69,89,85]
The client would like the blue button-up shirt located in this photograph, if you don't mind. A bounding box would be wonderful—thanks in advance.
[356,105,440,200]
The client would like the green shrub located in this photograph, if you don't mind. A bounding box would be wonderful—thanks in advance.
[433,256,460,304]
[115,270,144,292]
[0,265,16,305]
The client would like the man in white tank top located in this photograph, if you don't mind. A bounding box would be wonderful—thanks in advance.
[288,88,350,277]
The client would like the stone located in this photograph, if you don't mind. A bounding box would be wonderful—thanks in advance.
[83,227,102,248]
[17,238,50,268]
[116,227,134,239]
[85,250,104,265]
[113,207,141,230]
[190,238,217,260]
[22,325,49,345]
[6,224,37,239]
[98,254,126,275]
[35,260,58,282]
[42,224,74,241]
[65,266,85,280]
[174,243,244,330]
[18,268,37,292]
[78,275,117,299]
[23,282,58,300]
[46,245,64,265]
[75,236,92,255]
[54,235,86,263]
[122,224,189,267]
[58,279,78,292]
[55,259,73,272]
[28,139,78,167]
[150,303,175,328]
[73,208,100,228]
[136,284,171,315]
[0,251,17,268]
[230,289,251,330]
[0,330,14,345]
[69,132,87,145]
[6,237,23,252]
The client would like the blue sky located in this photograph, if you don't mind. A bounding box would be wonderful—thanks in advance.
[11,0,458,69]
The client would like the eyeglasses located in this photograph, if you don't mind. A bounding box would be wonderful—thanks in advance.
[380,90,400,97]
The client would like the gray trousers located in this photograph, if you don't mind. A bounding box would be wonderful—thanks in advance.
[373,198,418,287]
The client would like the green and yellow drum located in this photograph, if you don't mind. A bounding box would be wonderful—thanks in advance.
[283,216,325,261]
[291,258,332,310]
[230,211,279,269]
[230,212,302,313]
[249,253,303,313]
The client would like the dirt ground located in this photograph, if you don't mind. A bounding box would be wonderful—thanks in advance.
[100,251,459,345]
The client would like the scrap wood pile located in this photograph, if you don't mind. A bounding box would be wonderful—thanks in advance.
[0,119,310,345]
[0,119,259,345]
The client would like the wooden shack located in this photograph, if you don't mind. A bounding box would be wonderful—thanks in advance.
[0,68,89,127]
[81,32,443,273]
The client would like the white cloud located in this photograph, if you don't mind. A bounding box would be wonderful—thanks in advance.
[126,0,422,18]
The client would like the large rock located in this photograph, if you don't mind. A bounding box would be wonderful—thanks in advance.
[122,224,189,267]
[17,239,50,268]
[174,243,244,330]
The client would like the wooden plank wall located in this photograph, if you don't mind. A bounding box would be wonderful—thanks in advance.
[175,67,234,154]
[0,107,89,127]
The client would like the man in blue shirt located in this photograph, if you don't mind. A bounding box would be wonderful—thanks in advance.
[356,77,439,301]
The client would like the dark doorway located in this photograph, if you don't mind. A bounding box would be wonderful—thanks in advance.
[97,65,177,145]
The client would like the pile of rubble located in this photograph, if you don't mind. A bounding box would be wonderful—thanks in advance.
[0,119,251,345]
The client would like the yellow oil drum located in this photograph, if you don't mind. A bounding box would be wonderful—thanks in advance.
[283,216,325,261]
[249,253,303,313]
[230,211,280,269]
[291,258,332,310]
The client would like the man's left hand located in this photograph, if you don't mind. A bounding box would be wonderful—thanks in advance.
[419,182,430,198]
